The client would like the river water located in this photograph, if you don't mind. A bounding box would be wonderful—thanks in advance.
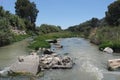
[0,38,120,80]
[0,39,29,69]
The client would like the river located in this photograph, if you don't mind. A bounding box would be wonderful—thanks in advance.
[0,39,29,69]
[0,38,120,80]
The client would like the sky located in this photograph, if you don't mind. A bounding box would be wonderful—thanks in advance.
[0,0,115,29]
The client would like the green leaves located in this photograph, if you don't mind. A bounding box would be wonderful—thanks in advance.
[0,6,27,47]
[105,0,120,26]
[37,24,62,34]
[15,0,39,31]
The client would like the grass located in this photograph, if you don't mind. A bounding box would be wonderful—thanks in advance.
[28,31,76,50]
[28,36,51,50]
[12,34,30,42]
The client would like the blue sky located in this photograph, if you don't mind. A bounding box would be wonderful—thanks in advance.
[0,0,115,29]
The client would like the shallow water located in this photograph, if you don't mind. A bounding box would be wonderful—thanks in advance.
[0,38,120,80]
[0,39,29,69]
[41,38,120,80]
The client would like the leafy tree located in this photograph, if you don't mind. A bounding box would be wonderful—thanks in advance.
[90,18,99,28]
[105,0,120,26]
[15,0,39,30]
[38,24,62,34]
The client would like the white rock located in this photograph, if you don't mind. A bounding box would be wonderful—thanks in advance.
[103,47,113,53]
[108,59,120,70]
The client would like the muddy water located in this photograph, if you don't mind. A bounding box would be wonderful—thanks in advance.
[0,38,120,80]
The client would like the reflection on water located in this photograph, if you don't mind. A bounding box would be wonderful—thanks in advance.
[0,38,120,80]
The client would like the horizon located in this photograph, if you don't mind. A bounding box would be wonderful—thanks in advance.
[0,0,115,29]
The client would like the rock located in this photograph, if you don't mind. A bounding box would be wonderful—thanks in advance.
[10,55,40,75]
[62,56,71,63]
[55,45,63,49]
[43,49,53,54]
[103,47,113,53]
[52,57,62,65]
[51,53,58,57]
[46,39,57,43]
[18,56,24,62]
[108,59,120,71]
[39,54,74,69]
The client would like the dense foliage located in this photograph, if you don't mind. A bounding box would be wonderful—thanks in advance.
[105,0,120,26]
[0,6,28,47]
[36,24,62,34]
[15,0,39,30]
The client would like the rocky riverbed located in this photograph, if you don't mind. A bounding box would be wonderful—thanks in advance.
[0,40,74,76]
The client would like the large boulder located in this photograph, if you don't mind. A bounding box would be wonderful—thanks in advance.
[103,47,113,53]
[108,59,120,71]
[10,55,40,75]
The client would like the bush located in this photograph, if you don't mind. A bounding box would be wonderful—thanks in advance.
[99,41,120,52]
[12,34,29,42]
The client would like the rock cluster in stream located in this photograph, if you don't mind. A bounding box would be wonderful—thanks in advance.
[39,51,73,70]
[0,39,74,76]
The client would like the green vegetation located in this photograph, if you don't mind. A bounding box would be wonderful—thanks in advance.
[90,26,120,52]
[45,31,75,38]
[28,35,50,50]
[0,0,39,47]
[67,17,100,38]
[12,34,29,42]
[0,6,28,47]
[105,0,120,26]
[28,31,74,50]
[15,0,39,31]
[36,24,62,34]
[90,1,120,52]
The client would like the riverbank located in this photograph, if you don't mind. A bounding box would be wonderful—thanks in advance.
[89,26,120,53]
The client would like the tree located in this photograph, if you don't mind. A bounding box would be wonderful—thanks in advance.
[38,24,62,34]
[15,0,39,30]
[105,0,120,26]
[90,18,99,28]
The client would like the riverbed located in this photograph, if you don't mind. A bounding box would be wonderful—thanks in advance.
[0,38,120,80]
